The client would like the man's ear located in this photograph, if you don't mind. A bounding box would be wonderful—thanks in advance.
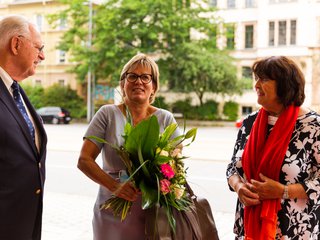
[11,36,20,55]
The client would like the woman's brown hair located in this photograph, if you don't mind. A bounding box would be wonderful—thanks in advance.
[252,56,305,107]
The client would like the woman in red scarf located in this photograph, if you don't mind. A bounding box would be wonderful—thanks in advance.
[227,56,320,239]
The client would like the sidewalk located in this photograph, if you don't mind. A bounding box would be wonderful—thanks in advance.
[42,191,235,240]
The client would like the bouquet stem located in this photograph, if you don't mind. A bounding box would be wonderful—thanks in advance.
[100,196,133,222]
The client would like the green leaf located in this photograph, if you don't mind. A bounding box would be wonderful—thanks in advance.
[137,142,151,180]
[125,159,149,182]
[155,174,160,204]
[182,128,197,147]
[122,122,132,142]
[162,195,176,232]
[125,115,159,159]
[159,123,178,145]
[170,135,184,144]
[87,136,134,174]
[87,135,120,151]
[140,180,158,209]
[87,135,107,144]
[153,155,172,165]
[184,128,197,140]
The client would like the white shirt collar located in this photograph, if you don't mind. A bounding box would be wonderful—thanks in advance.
[0,66,14,93]
[268,115,278,126]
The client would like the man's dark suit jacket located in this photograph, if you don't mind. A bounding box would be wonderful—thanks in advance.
[0,78,47,240]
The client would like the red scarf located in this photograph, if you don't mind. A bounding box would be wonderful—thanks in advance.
[242,105,299,240]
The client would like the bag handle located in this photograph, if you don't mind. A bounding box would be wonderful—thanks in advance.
[185,182,196,198]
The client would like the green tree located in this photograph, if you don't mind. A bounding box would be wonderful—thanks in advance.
[162,42,241,106]
[49,0,241,107]
[223,101,239,121]
[21,83,86,118]
[42,84,86,118]
[21,83,45,109]
[195,100,219,120]
[239,77,253,90]
[48,0,220,85]
[152,96,170,110]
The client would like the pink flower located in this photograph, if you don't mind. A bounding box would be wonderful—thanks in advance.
[160,163,175,179]
[160,179,171,194]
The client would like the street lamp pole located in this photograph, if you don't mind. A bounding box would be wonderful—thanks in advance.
[86,0,93,122]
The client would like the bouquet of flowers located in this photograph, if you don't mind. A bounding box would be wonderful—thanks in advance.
[88,115,197,231]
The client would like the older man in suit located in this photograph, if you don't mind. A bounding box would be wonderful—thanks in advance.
[0,15,47,240]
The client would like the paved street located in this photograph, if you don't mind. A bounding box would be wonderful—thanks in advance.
[42,123,239,240]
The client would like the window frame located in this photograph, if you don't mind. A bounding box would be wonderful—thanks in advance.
[268,19,297,47]
[245,25,254,49]
[227,0,236,8]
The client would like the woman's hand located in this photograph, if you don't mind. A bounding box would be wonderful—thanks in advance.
[236,182,261,206]
[112,181,140,202]
[78,139,140,202]
[250,173,284,200]
[229,174,260,206]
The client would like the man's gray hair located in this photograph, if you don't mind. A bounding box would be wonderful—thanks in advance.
[0,15,31,50]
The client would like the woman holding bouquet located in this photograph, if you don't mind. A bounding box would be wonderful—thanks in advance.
[226,56,320,239]
[78,53,181,240]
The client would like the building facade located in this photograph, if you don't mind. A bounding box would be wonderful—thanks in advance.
[1,0,320,116]
[0,0,78,91]
[213,0,320,114]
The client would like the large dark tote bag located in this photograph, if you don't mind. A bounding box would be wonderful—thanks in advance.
[145,183,219,240]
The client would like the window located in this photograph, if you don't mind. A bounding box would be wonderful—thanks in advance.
[242,67,252,78]
[268,20,296,46]
[35,14,42,32]
[58,50,66,63]
[245,25,254,49]
[242,106,253,115]
[35,79,41,86]
[269,0,297,3]
[226,25,235,49]
[269,22,275,46]
[241,67,253,89]
[58,79,65,86]
[290,20,296,45]
[59,18,67,30]
[318,18,320,44]
[227,0,236,8]
[245,0,256,8]
[278,21,287,45]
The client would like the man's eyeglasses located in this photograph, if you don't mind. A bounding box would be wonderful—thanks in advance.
[17,35,44,54]
[126,73,152,84]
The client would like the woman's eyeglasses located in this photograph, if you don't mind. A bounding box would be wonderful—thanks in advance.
[254,77,271,83]
[126,73,152,84]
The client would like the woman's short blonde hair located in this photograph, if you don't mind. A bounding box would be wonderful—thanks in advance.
[120,53,160,103]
